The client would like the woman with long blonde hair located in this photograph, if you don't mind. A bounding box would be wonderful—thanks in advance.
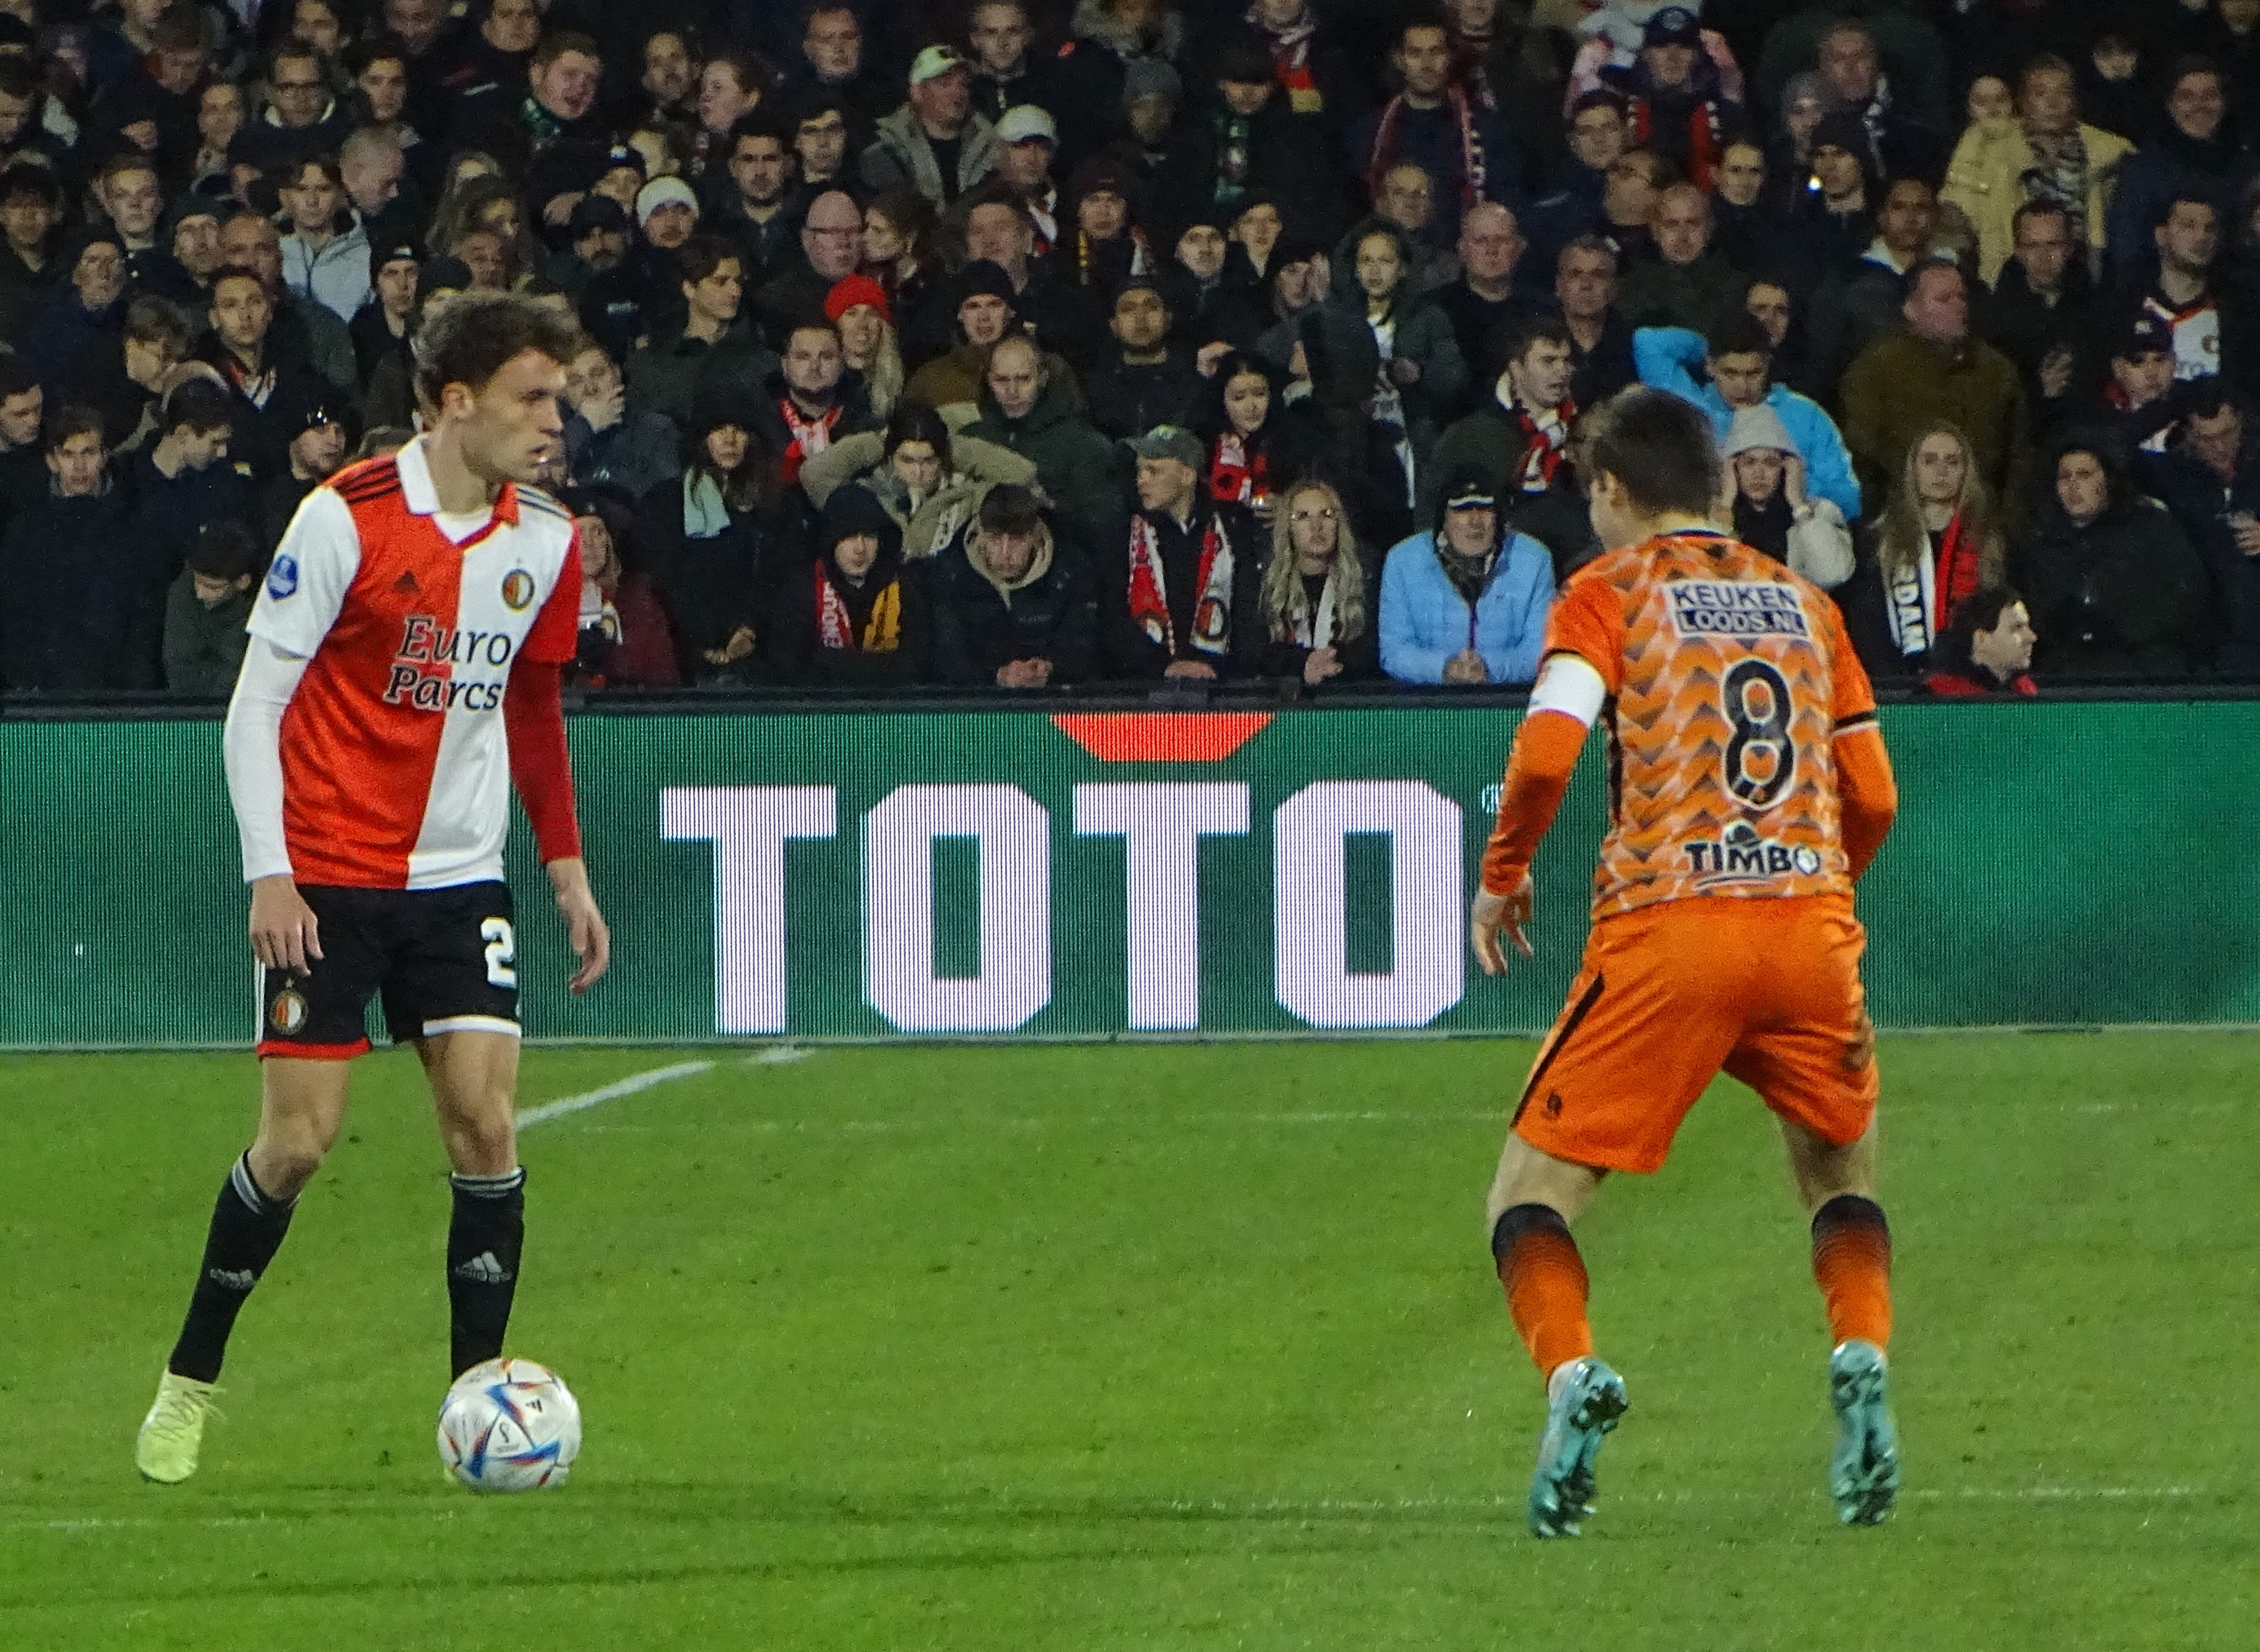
[1261,477,1377,686]
[1845,420,2006,676]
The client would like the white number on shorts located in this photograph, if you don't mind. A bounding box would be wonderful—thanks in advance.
[481,918,518,988]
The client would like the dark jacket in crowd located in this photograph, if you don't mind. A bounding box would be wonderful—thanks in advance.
[959,378,1122,551]
[928,516,1100,686]
[632,469,794,686]
[565,408,682,505]
[2154,432,2260,677]
[160,571,255,696]
[1085,347,1206,443]
[2018,469,2211,680]
[0,478,137,692]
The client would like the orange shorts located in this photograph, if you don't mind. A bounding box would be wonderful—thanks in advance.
[1512,894,1878,1174]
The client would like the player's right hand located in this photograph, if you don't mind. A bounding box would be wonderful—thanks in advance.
[1470,873,1535,976]
[249,876,323,974]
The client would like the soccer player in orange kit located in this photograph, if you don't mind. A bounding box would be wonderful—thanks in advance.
[1469,388,1901,1536]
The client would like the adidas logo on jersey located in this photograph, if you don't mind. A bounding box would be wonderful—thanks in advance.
[452,1252,512,1285]
[206,1267,258,1291]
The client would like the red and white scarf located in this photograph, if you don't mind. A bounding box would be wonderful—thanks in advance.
[776,397,842,486]
[1251,4,1323,114]
[1275,567,1344,649]
[1208,431,1269,508]
[1510,396,1575,492]
[1365,85,1487,210]
[1127,512,1236,658]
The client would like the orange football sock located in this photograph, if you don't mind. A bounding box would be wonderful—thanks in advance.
[1811,1195,1893,1350]
[1491,1204,1594,1381]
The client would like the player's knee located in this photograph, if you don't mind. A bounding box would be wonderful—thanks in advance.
[249,1134,326,1198]
[441,1104,518,1176]
[1491,1201,1573,1262]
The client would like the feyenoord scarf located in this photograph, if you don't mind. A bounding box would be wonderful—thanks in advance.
[1127,513,1234,658]
[1514,398,1575,491]
[814,566,901,653]
[1208,431,1269,507]
[776,397,842,486]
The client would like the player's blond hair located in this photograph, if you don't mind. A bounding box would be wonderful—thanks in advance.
[1874,420,2005,589]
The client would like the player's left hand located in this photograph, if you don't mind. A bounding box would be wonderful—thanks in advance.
[1470,873,1535,976]
[547,858,611,994]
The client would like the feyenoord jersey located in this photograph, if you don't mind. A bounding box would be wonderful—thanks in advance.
[246,437,581,890]
[1540,530,1878,920]
[2141,290,2222,382]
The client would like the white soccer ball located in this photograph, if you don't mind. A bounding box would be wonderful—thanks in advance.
[436,1357,582,1493]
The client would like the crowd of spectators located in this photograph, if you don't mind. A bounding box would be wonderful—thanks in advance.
[0,0,2255,703]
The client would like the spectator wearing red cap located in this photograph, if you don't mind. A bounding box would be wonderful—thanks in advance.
[863,47,999,209]
[826,273,903,418]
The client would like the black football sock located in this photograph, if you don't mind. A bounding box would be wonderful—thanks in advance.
[447,1168,526,1379]
[167,1152,298,1383]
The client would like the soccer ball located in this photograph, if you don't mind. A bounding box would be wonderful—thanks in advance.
[436,1357,582,1493]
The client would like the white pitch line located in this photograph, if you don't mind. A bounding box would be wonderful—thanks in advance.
[8,1484,2205,1534]
[515,1060,715,1129]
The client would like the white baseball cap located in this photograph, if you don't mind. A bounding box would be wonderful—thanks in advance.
[634,176,699,226]
[910,45,967,85]
[995,105,1058,145]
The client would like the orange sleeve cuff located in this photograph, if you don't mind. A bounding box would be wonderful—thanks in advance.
[1836,725,1896,883]
[1480,710,1589,896]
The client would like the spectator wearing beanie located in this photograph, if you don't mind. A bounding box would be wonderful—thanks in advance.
[929,480,1100,687]
[351,243,423,388]
[29,226,131,407]
[769,487,934,687]
[1377,470,1553,687]
[825,272,903,420]
[901,259,1086,414]
[162,521,262,697]
[1719,403,1855,590]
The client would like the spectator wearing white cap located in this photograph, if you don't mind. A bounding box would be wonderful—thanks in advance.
[989,106,1062,255]
[863,47,999,209]
[1720,403,1854,590]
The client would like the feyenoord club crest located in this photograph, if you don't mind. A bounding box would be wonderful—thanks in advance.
[500,569,536,611]
[269,988,309,1035]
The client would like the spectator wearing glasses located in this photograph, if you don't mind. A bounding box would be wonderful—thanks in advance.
[1259,476,1378,686]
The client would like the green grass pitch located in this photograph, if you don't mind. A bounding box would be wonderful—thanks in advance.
[2,1034,2254,1649]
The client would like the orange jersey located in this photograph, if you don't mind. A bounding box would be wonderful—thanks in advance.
[1541,530,1878,920]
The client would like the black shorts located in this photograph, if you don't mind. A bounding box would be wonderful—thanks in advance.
[257,882,520,1060]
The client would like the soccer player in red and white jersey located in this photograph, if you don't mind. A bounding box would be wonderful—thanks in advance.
[136,293,611,1484]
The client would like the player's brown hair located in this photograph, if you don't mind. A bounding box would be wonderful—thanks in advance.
[1578,386,1719,517]
[413,291,582,408]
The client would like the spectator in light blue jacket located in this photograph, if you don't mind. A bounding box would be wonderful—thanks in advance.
[1632,313,1862,520]
[1379,473,1553,685]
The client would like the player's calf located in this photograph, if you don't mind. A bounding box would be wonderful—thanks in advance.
[1811,1195,1898,1525]
[448,1167,526,1378]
